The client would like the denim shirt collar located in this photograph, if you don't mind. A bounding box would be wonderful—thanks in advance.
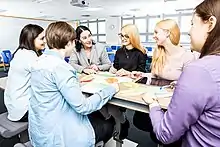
[43,49,63,60]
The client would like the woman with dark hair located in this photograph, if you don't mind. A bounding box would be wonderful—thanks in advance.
[142,0,220,146]
[4,24,45,122]
[69,25,111,74]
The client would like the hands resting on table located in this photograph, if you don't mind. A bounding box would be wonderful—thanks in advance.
[130,71,177,88]
[109,67,131,77]
[83,64,99,75]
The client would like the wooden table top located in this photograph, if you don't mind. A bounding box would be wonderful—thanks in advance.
[80,72,172,109]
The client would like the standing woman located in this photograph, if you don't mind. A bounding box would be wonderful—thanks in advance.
[69,25,111,74]
[109,24,147,76]
[144,0,220,146]
[4,24,46,122]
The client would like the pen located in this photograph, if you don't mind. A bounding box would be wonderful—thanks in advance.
[160,85,171,90]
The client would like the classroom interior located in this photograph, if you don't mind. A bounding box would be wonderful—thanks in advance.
[0,0,207,147]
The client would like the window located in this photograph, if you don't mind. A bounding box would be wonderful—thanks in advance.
[98,36,106,42]
[163,16,179,25]
[180,34,190,43]
[180,15,192,33]
[98,21,105,34]
[135,19,146,33]
[92,35,97,42]
[148,35,155,42]
[140,35,147,43]
[148,17,161,33]
[122,19,133,26]
[89,22,97,34]
[80,22,88,28]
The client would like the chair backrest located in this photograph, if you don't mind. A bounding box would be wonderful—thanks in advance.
[1,50,12,64]
[64,56,70,63]
[108,54,115,63]
[95,141,104,147]
[106,47,112,52]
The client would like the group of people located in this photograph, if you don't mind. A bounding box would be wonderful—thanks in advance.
[3,0,220,146]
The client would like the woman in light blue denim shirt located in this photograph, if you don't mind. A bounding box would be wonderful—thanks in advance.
[29,21,119,147]
[4,24,46,122]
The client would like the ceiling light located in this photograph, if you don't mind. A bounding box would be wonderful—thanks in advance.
[81,14,91,17]
[32,0,53,4]
[129,8,141,12]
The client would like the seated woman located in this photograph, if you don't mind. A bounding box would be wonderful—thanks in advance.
[4,24,45,122]
[131,19,195,146]
[144,0,220,146]
[109,24,147,76]
[69,25,111,74]
[134,19,195,85]
[29,21,119,147]
[100,24,147,140]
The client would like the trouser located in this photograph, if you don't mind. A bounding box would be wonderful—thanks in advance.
[88,111,115,144]
[133,77,182,146]
[133,111,182,147]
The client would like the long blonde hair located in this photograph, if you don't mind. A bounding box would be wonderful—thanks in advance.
[121,24,146,54]
[151,19,180,75]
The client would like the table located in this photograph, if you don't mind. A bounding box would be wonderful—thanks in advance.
[80,72,172,147]
[0,73,172,147]
[80,73,172,111]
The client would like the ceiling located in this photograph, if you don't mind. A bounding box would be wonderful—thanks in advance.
[0,0,203,21]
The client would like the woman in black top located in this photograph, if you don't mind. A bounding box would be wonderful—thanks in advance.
[103,24,146,140]
[110,24,147,76]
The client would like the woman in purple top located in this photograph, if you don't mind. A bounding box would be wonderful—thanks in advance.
[144,0,220,146]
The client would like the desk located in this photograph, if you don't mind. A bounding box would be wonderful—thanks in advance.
[0,74,171,147]
[80,73,171,111]
[80,73,172,147]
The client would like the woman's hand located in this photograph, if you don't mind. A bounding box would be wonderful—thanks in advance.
[109,67,117,74]
[109,82,120,93]
[89,64,99,71]
[130,71,143,79]
[83,68,97,75]
[170,81,177,89]
[116,68,131,77]
[142,93,160,109]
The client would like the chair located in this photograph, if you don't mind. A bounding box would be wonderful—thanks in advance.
[95,141,104,147]
[108,54,115,63]
[0,50,12,72]
[14,141,104,147]
[14,141,32,147]
[1,50,12,64]
[64,56,70,63]
[0,112,28,138]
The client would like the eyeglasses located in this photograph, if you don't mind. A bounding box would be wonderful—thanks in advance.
[118,33,129,39]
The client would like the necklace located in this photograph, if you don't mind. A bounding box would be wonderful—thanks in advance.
[124,48,129,59]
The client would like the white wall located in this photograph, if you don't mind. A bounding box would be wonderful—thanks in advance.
[105,17,121,45]
[0,16,53,52]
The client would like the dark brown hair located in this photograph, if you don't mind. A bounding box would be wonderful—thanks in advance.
[75,25,95,52]
[46,21,76,49]
[195,0,220,58]
[13,24,44,59]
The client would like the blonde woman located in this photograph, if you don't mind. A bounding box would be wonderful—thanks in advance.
[132,19,195,85]
[132,19,195,147]
[109,24,147,76]
[101,24,146,140]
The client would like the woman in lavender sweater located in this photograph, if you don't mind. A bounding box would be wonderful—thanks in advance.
[144,0,220,146]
